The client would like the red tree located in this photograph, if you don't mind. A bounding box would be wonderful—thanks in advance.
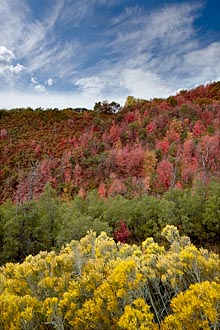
[155,159,174,192]
[114,221,131,243]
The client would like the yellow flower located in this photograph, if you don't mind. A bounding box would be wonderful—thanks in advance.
[118,298,156,329]
[162,281,220,330]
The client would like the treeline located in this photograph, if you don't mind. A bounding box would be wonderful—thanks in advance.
[0,225,219,329]
[0,180,219,265]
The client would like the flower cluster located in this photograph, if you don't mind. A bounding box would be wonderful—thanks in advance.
[0,226,219,329]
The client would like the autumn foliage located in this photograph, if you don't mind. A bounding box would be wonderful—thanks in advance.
[0,82,220,203]
[0,82,220,329]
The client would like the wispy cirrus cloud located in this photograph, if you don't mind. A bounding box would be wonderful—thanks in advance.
[73,1,220,100]
[0,0,219,109]
[0,46,16,62]
[0,0,79,83]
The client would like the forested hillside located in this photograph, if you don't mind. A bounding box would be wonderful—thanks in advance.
[0,82,220,329]
[0,82,220,253]
[1,82,220,203]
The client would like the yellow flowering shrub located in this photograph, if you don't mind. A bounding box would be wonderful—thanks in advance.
[0,226,219,329]
[0,292,40,330]
[161,281,220,329]
[71,258,143,329]
[42,296,64,329]
[118,298,157,330]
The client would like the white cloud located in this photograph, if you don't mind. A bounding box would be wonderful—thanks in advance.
[0,90,100,109]
[34,84,46,93]
[162,41,220,88]
[119,68,173,99]
[107,2,203,62]
[0,45,16,62]
[47,78,53,86]
[74,65,174,104]
[59,0,119,26]
[0,45,26,76]
[31,77,38,84]
[183,42,220,76]
[0,0,79,80]
[84,1,219,99]
[0,1,30,66]
[30,76,46,93]
[7,63,26,74]
[75,76,107,96]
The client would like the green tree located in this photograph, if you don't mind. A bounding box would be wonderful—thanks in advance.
[36,183,61,249]
[94,100,121,114]
[160,186,206,245]
[56,193,111,247]
[124,96,137,107]
[0,200,41,263]
[203,180,220,246]
[0,184,61,264]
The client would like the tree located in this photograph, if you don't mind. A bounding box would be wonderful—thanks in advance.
[94,100,121,114]
[196,135,220,189]
[202,180,220,245]
[98,182,106,198]
[143,150,157,189]
[114,221,131,243]
[155,160,174,193]
[124,96,137,107]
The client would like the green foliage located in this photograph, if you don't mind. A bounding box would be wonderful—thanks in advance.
[0,185,61,264]
[160,187,204,241]
[124,95,137,107]
[1,181,219,265]
[203,181,220,245]
[93,100,121,114]
[167,96,178,107]
[56,193,111,247]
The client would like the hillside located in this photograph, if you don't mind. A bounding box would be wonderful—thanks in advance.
[1,82,220,203]
[0,84,220,327]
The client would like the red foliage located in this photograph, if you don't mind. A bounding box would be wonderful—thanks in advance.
[156,159,174,192]
[78,186,86,198]
[201,110,213,126]
[108,178,126,197]
[124,112,136,123]
[146,122,156,134]
[113,143,145,177]
[195,135,220,184]
[180,139,198,185]
[98,182,106,198]
[0,82,220,203]
[156,138,170,155]
[0,128,7,139]
[74,164,83,187]
[114,221,131,243]
[35,144,41,155]
[166,119,182,143]
[109,123,121,144]
[193,120,205,137]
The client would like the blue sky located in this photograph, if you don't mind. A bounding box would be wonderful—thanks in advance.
[0,0,220,109]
